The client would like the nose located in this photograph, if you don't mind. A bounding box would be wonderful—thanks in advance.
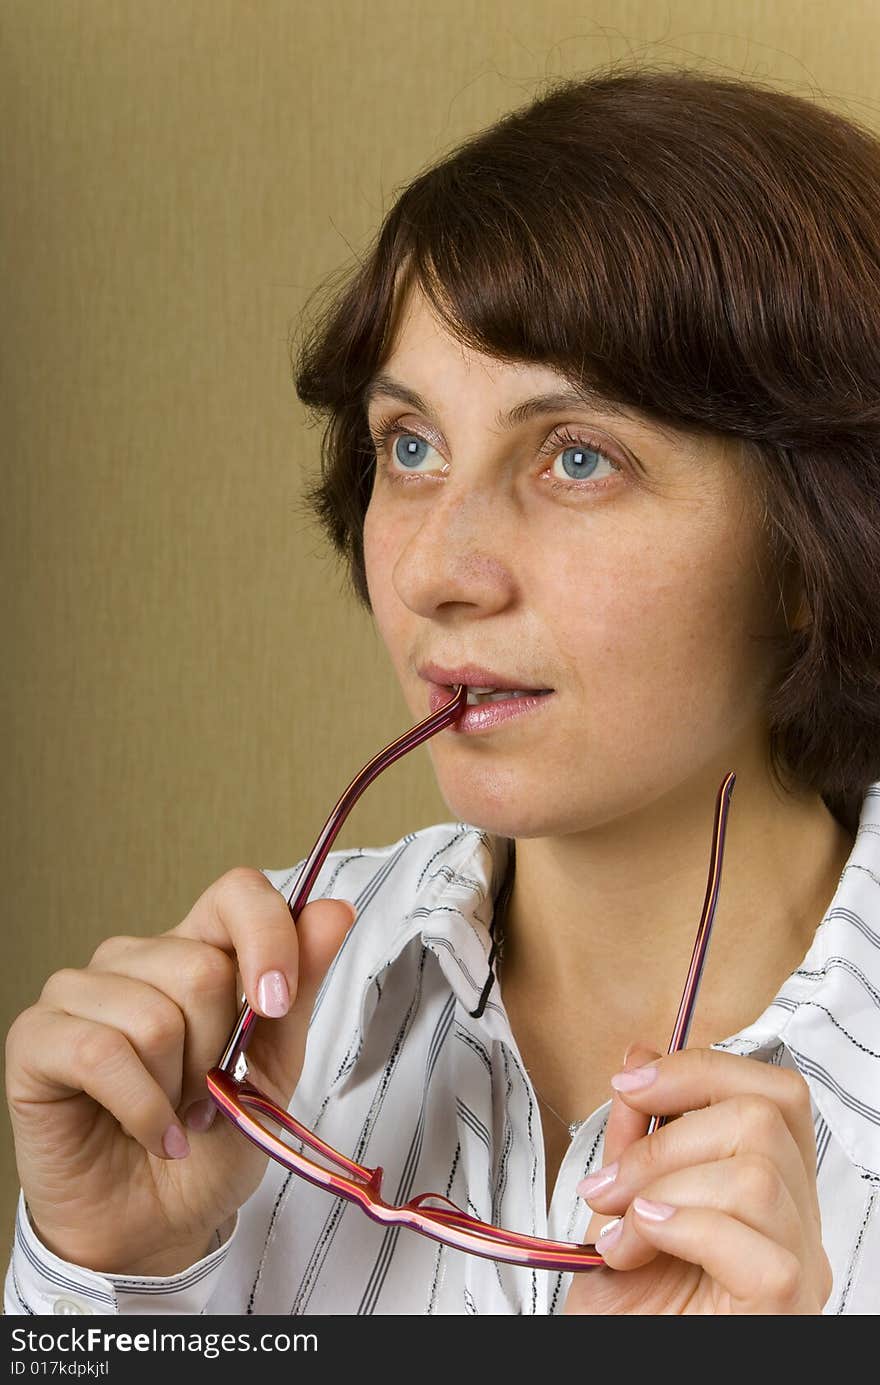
[390,482,517,619]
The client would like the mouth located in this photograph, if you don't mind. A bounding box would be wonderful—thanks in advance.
[427,680,556,735]
[449,685,554,707]
[418,663,554,706]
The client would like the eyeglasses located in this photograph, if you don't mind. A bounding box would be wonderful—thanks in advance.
[207,685,737,1272]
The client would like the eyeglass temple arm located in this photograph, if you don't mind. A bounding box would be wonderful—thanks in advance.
[216,683,470,1076]
[646,768,737,1137]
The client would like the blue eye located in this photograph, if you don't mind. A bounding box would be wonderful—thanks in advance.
[559,445,602,480]
[393,435,431,469]
[369,417,624,495]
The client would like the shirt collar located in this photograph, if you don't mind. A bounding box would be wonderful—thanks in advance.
[726,781,880,1181]
[336,825,509,1051]
[353,783,880,1180]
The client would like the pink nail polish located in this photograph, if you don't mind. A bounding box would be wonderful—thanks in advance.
[610,1065,657,1092]
[162,1123,191,1159]
[596,1217,623,1252]
[184,1099,217,1133]
[633,1196,677,1221]
[257,969,290,1018]
[576,1162,619,1200]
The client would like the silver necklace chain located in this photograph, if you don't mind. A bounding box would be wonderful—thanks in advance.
[533,1089,585,1141]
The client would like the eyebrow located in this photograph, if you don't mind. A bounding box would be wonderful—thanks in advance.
[362,372,629,430]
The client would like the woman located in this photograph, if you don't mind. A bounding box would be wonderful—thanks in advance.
[5,64,880,1315]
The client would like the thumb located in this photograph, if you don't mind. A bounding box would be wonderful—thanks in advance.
[580,1040,663,1250]
[248,896,357,1103]
[602,1040,664,1167]
[292,896,358,1011]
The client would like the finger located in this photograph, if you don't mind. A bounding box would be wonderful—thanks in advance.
[86,935,240,1123]
[592,1154,806,1271]
[38,968,186,1113]
[582,1041,660,1249]
[578,1096,816,1236]
[245,893,358,1105]
[605,1048,818,1193]
[169,867,356,1024]
[602,1042,663,1166]
[597,1203,817,1312]
[9,1008,191,1162]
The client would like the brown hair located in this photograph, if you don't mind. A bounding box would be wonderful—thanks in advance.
[292,63,880,837]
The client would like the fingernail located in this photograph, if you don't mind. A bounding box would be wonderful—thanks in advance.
[162,1123,191,1159]
[257,969,290,1018]
[184,1099,217,1133]
[576,1162,619,1201]
[610,1064,657,1092]
[633,1196,677,1221]
[596,1217,623,1252]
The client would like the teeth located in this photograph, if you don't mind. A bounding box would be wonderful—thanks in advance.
[465,688,540,705]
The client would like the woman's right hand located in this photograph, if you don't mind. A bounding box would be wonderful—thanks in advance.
[5,868,357,1277]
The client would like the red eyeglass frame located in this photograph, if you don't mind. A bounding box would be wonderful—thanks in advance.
[206,684,737,1272]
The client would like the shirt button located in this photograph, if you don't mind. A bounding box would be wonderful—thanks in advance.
[53,1297,92,1314]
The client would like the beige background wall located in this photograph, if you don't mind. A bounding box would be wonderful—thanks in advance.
[2,0,879,1253]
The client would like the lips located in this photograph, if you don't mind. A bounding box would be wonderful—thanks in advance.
[427,681,556,731]
[418,661,553,693]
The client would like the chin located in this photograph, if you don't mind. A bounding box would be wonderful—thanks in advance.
[432,772,567,840]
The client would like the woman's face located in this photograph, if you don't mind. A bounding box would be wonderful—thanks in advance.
[362,283,789,839]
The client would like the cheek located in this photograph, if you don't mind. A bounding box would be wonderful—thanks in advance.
[362,502,380,597]
[362,500,403,635]
[549,519,767,732]
[548,533,690,654]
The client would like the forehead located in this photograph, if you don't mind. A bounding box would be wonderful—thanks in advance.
[374,280,571,397]
[368,282,685,448]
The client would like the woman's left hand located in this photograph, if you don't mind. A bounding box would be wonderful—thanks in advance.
[563,1042,834,1315]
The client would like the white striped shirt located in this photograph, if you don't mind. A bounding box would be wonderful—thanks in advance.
[7,784,880,1315]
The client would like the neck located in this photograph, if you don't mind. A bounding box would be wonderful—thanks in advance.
[494,754,855,1053]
